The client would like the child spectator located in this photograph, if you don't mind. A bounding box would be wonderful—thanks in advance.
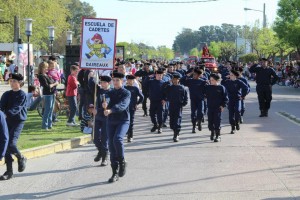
[80,104,94,134]
[26,85,42,111]
[47,60,60,83]
[66,65,80,126]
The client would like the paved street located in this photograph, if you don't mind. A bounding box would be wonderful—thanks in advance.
[0,82,300,200]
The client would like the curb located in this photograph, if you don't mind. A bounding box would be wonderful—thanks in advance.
[0,135,92,165]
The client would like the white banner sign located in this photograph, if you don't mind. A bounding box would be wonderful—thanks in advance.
[80,18,117,70]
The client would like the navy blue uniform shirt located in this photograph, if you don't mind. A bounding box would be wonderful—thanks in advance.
[144,77,169,101]
[181,76,207,100]
[0,90,27,122]
[107,87,131,122]
[205,85,229,109]
[222,79,249,100]
[249,65,278,85]
[0,110,9,160]
[164,84,188,107]
[124,86,144,110]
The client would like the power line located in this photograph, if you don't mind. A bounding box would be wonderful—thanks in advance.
[117,0,218,3]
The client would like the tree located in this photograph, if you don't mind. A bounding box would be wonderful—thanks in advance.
[189,48,199,57]
[0,0,71,51]
[274,0,300,54]
[239,53,259,63]
[254,28,279,58]
[209,41,221,58]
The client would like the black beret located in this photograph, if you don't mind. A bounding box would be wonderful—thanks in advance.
[155,70,164,74]
[172,72,181,79]
[126,75,136,80]
[11,73,24,81]
[112,72,125,79]
[260,58,268,61]
[100,75,112,82]
[168,63,175,67]
[144,62,151,66]
[159,67,166,71]
[194,68,203,75]
[230,70,239,77]
[210,73,221,81]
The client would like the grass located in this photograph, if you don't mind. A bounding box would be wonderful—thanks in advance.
[18,111,85,150]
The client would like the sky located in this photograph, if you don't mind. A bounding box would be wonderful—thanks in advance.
[83,0,280,48]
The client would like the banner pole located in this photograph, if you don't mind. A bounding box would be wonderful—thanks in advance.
[92,70,99,141]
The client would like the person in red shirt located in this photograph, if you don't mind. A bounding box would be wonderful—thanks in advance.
[66,65,80,126]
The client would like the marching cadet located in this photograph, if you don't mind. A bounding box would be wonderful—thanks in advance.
[222,70,249,134]
[124,75,144,142]
[0,73,27,180]
[205,73,228,142]
[181,68,207,133]
[91,75,112,166]
[0,110,9,162]
[144,70,168,134]
[249,58,278,117]
[103,72,131,183]
[163,73,188,142]
[237,67,250,123]
[135,62,154,116]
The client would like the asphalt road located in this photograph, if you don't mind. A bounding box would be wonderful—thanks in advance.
[0,82,300,200]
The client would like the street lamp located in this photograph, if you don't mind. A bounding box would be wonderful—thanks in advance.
[66,30,73,46]
[244,3,266,28]
[24,18,33,88]
[47,26,55,55]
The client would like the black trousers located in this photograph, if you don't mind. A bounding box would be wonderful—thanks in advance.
[256,85,272,111]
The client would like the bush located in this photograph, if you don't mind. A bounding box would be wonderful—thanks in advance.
[239,53,259,63]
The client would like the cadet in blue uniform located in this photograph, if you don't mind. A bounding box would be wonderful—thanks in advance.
[163,73,188,142]
[91,75,112,166]
[124,75,144,142]
[135,63,153,116]
[0,110,9,162]
[222,70,249,134]
[103,72,131,183]
[144,70,168,134]
[249,58,278,117]
[205,73,228,142]
[181,68,207,133]
[0,73,27,180]
[237,67,250,123]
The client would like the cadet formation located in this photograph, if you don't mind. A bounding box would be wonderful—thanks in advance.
[0,58,279,183]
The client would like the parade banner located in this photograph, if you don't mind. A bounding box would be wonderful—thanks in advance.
[80,18,117,70]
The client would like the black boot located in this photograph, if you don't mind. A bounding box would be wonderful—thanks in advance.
[214,130,221,142]
[202,117,205,123]
[210,130,215,141]
[265,110,268,117]
[94,149,102,162]
[192,122,196,133]
[197,119,202,131]
[173,131,179,142]
[150,124,158,132]
[0,162,13,181]
[259,110,265,117]
[236,122,240,131]
[127,130,133,143]
[118,159,127,177]
[101,152,108,166]
[157,124,162,134]
[143,110,148,117]
[108,164,119,183]
[18,156,27,172]
[230,125,236,134]
[240,116,244,124]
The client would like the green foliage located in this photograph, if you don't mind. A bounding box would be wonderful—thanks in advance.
[0,0,96,54]
[239,53,259,63]
[254,28,279,58]
[274,0,300,53]
[209,41,221,58]
[189,48,199,57]
[117,42,174,60]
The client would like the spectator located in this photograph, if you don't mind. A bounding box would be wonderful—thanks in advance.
[47,60,60,83]
[6,59,17,74]
[38,62,58,130]
[66,65,80,126]
[80,104,94,134]
[26,85,42,111]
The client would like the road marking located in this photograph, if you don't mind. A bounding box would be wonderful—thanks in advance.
[276,112,300,127]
